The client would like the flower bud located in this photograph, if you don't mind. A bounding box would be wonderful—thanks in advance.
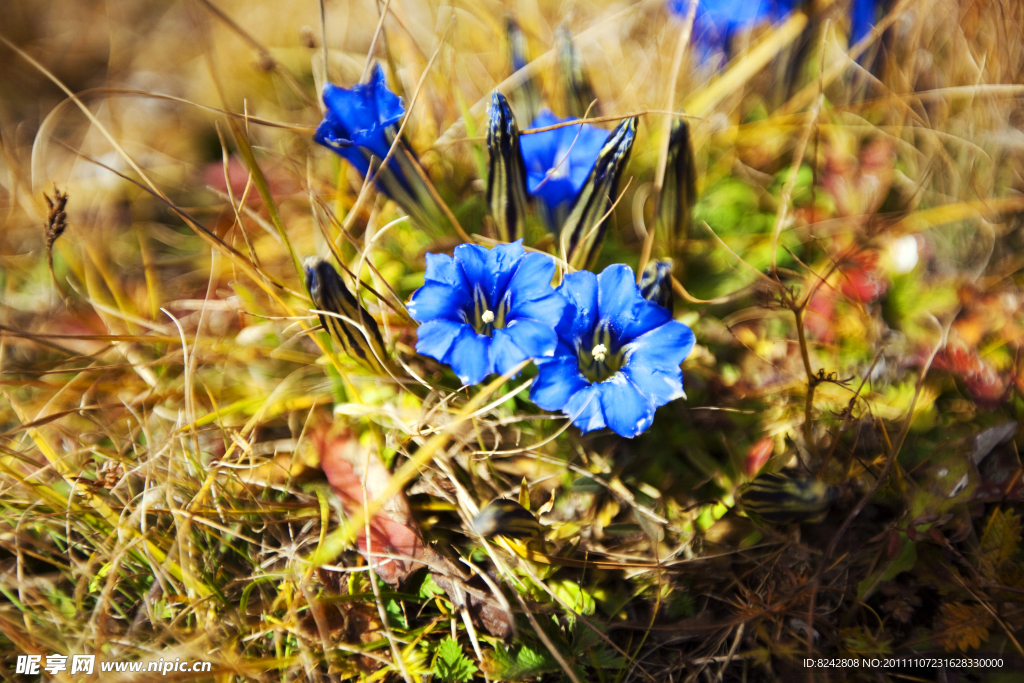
[507,18,540,124]
[655,119,696,256]
[486,92,530,243]
[472,499,541,539]
[562,116,638,270]
[304,258,389,374]
[556,26,599,120]
[640,258,675,310]
[738,472,837,526]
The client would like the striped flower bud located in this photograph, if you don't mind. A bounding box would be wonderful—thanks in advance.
[486,92,530,243]
[304,258,389,374]
[472,499,542,539]
[640,258,675,311]
[562,116,638,270]
[655,119,696,256]
[738,472,837,526]
[507,18,540,124]
[556,26,599,120]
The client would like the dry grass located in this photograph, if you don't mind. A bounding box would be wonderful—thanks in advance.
[2,0,1024,681]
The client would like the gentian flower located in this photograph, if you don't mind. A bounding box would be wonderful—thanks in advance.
[519,110,609,223]
[670,0,783,56]
[531,265,695,438]
[314,63,453,236]
[314,63,404,178]
[408,241,566,386]
[849,0,877,45]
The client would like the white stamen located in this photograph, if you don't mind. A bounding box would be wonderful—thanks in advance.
[592,343,608,362]
[481,309,495,324]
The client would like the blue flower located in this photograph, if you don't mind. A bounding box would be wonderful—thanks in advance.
[531,265,695,438]
[670,0,782,56]
[849,0,877,44]
[314,63,405,178]
[408,241,567,386]
[519,109,609,217]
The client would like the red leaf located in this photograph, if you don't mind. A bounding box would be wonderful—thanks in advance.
[745,437,774,476]
[314,427,514,638]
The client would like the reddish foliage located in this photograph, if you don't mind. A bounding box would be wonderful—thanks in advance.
[805,291,836,343]
[315,428,427,585]
[202,157,298,201]
[745,437,774,476]
[837,250,887,304]
[932,346,1010,409]
[315,427,514,638]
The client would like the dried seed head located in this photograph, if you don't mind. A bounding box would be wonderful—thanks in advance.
[299,25,317,49]
[44,186,68,250]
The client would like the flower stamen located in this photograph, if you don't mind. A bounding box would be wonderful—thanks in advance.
[591,343,608,362]
[481,310,495,324]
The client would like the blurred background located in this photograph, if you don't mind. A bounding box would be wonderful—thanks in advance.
[3,0,1024,680]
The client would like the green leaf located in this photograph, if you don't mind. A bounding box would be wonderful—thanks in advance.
[857,532,917,600]
[417,572,446,599]
[482,643,560,681]
[434,637,477,682]
[549,578,595,616]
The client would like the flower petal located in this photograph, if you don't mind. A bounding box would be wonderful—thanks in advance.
[506,254,564,326]
[407,282,469,323]
[489,328,529,376]
[624,320,695,371]
[510,292,566,327]
[369,63,405,127]
[486,240,525,304]
[321,83,375,138]
[556,270,599,343]
[598,373,655,438]
[622,358,686,409]
[453,243,492,303]
[423,252,464,287]
[490,319,559,377]
[414,320,466,363]
[350,126,393,163]
[314,118,371,176]
[531,355,589,411]
[507,252,556,302]
[443,327,492,385]
[597,264,641,335]
[564,384,606,433]
[619,299,674,343]
[520,110,608,209]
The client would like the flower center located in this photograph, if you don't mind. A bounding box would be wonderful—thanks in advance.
[471,288,508,336]
[579,324,624,383]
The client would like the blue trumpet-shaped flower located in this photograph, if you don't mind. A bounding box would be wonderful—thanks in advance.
[849,0,877,44]
[314,63,405,177]
[519,109,609,216]
[531,265,695,438]
[408,241,566,386]
[670,0,782,56]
